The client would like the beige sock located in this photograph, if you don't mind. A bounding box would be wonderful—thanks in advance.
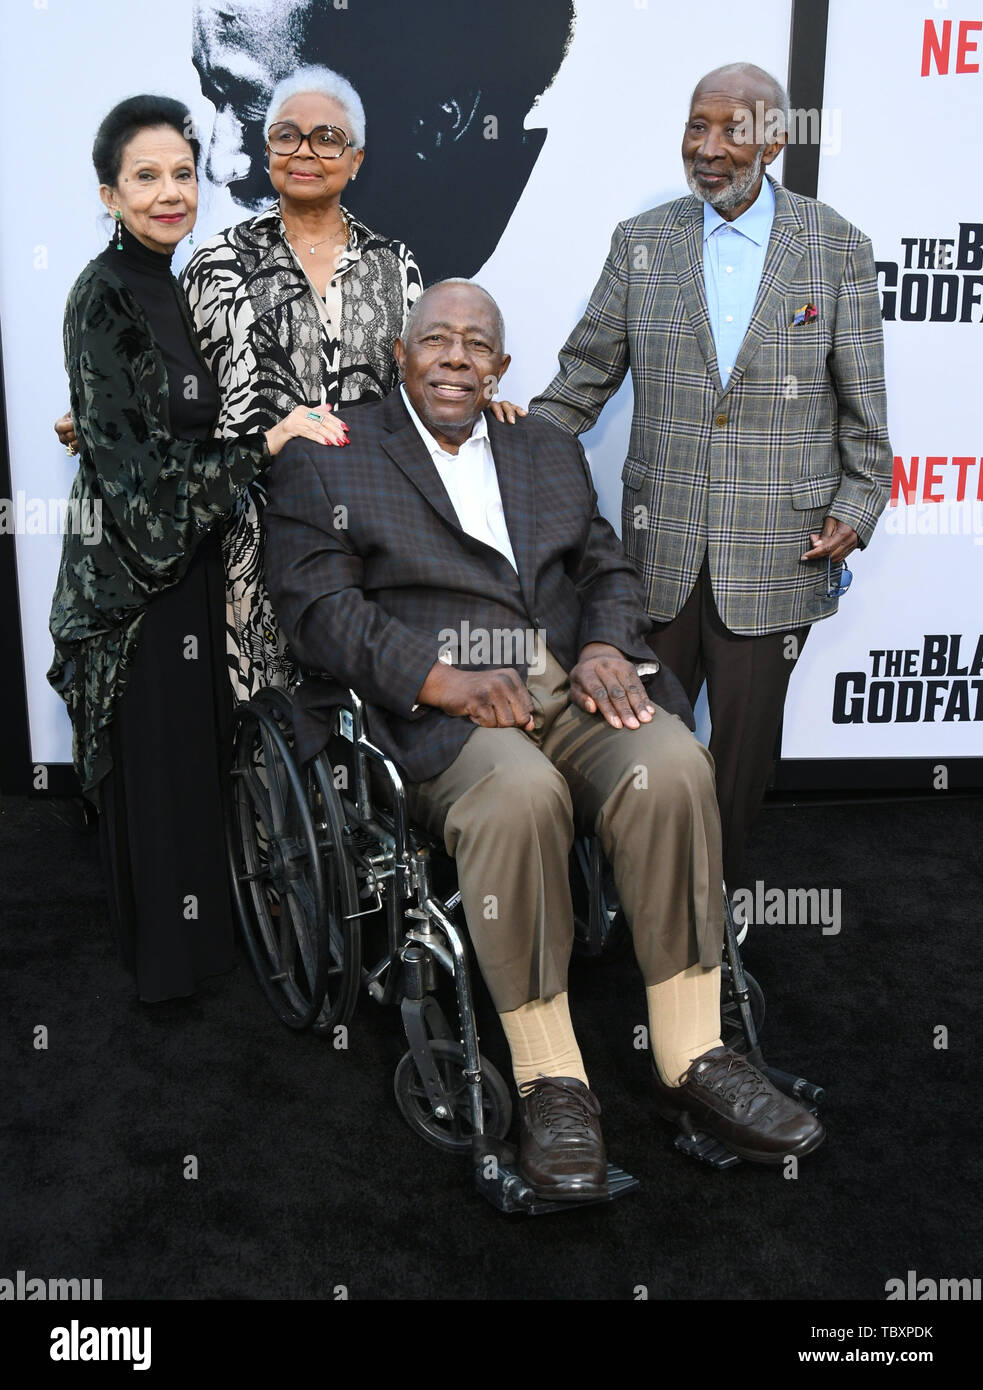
[499,992,589,1091]
[647,963,723,1087]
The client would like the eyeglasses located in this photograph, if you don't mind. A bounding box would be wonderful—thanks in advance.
[825,556,853,599]
[266,121,354,159]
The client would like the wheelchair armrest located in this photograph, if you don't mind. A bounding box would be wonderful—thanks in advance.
[295,665,350,702]
[295,665,367,733]
[296,668,412,854]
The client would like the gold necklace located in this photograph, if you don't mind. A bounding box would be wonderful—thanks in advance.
[281,208,350,255]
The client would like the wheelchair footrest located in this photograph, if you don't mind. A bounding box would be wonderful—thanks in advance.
[471,1136,639,1214]
[671,1085,823,1169]
[672,1131,743,1168]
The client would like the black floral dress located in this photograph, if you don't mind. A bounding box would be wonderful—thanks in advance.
[48,227,269,1000]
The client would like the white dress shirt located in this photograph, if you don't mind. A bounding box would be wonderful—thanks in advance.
[398,387,659,685]
[399,385,518,572]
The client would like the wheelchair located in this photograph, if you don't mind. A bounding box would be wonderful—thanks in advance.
[225,678,824,1214]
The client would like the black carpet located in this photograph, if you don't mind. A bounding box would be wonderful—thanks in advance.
[2,791,981,1315]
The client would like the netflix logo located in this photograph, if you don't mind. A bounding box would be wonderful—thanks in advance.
[921,18,983,75]
[890,455,983,506]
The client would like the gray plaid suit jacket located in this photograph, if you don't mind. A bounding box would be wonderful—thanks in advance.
[264,389,693,783]
[529,178,893,636]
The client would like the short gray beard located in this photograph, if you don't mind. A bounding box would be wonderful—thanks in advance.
[685,147,764,213]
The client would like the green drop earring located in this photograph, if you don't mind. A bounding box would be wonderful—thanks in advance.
[114,210,123,251]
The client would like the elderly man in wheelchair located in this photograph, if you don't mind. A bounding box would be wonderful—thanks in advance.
[244,279,823,1212]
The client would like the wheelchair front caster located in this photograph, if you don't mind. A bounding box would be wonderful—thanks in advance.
[393,1039,513,1152]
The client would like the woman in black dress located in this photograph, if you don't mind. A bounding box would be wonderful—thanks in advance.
[48,96,346,1002]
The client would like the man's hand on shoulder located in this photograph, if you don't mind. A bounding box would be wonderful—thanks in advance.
[417,661,535,731]
[569,643,656,730]
[487,398,528,425]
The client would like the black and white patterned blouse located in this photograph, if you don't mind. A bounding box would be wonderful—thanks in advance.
[181,204,422,700]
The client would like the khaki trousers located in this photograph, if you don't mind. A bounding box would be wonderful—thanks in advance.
[408,648,723,1014]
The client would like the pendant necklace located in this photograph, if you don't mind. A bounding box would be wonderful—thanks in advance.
[282,208,351,255]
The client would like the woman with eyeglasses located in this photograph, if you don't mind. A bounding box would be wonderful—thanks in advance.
[48,94,339,1003]
[181,67,420,701]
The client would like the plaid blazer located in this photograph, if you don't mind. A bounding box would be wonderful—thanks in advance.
[264,389,693,782]
[529,179,893,636]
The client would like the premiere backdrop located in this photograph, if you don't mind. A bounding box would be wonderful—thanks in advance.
[0,0,979,791]
[778,0,983,781]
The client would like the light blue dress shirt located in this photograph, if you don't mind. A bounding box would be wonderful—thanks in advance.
[702,178,775,384]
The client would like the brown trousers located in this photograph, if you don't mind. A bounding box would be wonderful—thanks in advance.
[650,557,810,888]
[408,648,723,1014]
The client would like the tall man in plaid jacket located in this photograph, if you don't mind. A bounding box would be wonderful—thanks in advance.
[530,63,893,889]
[265,279,824,1201]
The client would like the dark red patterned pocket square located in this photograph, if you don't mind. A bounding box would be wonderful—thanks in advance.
[791,302,818,325]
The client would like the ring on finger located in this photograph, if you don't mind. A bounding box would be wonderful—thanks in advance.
[306,410,322,423]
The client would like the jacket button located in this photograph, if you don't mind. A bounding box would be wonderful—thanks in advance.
[714,413,728,427]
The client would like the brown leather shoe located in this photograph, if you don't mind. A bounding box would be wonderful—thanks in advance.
[517,1076,609,1200]
[652,1047,825,1165]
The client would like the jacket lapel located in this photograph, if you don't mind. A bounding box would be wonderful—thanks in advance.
[487,414,539,615]
[719,182,807,398]
[379,393,538,612]
[671,199,723,389]
[379,392,463,537]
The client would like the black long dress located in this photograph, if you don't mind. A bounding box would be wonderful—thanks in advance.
[95,226,236,1002]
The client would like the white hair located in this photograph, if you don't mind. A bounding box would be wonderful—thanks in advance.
[264,65,366,150]
[403,279,506,350]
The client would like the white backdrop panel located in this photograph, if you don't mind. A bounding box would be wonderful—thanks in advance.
[781,0,983,761]
[0,0,794,765]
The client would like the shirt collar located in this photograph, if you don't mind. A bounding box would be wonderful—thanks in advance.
[399,384,489,459]
[702,175,775,245]
[251,201,369,251]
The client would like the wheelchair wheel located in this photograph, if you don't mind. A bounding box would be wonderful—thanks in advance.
[719,962,765,1053]
[393,1040,512,1153]
[570,838,632,964]
[308,750,362,1036]
[227,688,359,1031]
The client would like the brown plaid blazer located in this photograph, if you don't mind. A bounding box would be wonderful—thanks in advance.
[264,389,693,782]
[530,179,893,636]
